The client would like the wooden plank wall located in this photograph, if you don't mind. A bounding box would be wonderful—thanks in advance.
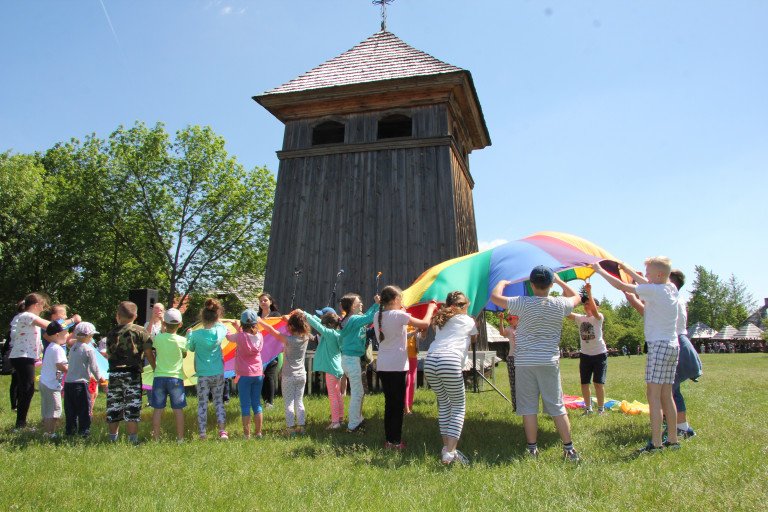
[263,104,486,350]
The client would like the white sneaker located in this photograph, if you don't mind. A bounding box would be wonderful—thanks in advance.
[441,448,469,466]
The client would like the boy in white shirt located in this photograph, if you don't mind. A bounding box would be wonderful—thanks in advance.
[592,256,680,452]
[567,283,607,416]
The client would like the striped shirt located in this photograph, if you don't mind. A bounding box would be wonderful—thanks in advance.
[507,296,574,366]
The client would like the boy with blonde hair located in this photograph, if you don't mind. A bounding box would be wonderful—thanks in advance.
[491,266,583,462]
[592,257,680,452]
[106,301,155,444]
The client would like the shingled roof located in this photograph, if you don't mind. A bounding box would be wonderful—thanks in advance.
[262,30,464,96]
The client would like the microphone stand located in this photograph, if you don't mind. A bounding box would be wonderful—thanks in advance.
[290,269,302,310]
[327,270,343,308]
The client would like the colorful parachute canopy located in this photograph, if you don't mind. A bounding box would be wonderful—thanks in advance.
[142,317,288,389]
[403,231,633,317]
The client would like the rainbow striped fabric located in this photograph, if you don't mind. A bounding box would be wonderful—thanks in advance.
[403,231,632,316]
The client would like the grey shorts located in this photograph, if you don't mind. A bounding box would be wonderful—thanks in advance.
[515,365,566,417]
[40,383,62,419]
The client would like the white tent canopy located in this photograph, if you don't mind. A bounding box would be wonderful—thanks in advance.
[710,325,739,340]
[733,323,764,341]
[687,321,716,339]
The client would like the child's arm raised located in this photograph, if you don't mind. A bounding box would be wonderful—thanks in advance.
[619,262,648,285]
[408,302,438,330]
[553,274,582,308]
[258,317,287,344]
[623,291,645,316]
[584,282,599,318]
[591,263,636,293]
[490,280,513,309]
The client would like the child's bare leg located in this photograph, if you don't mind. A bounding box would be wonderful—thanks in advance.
[647,382,663,446]
[552,413,573,444]
[90,388,98,416]
[152,409,163,441]
[677,410,687,424]
[660,384,678,443]
[174,409,185,441]
[126,420,139,437]
[254,412,262,436]
[44,418,55,434]
[594,383,605,409]
[522,414,538,444]
[108,422,120,435]
[580,383,592,409]
[242,415,251,437]
[444,435,459,452]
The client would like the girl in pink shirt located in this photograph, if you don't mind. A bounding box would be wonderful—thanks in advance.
[228,309,265,439]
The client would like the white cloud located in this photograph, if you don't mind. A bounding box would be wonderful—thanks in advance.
[220,6,232,15]
[478,239,508,252]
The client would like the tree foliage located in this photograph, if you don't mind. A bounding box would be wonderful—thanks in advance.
[1,122,275,330]
[687,265,755,330]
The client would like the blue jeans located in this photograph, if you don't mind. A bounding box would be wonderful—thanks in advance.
[341,355,365,429]
[238,375,264,416]
[151,377,187,409]
[64,382,90,435]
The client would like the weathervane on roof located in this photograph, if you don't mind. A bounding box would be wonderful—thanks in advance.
[372,0,394,31]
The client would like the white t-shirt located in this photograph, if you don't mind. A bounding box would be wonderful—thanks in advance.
[144,320,162,337]
[503,326,516,353]
[507,296,574,366]
[9,312,43,359]
[39,342,67,390]
[636,283,679,343]
[676,300,688,337]
[374,310,411,372]
[427,314,479,365]
[573,313,607,356]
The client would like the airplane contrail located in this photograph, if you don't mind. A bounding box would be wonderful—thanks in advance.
[98,0,121,49]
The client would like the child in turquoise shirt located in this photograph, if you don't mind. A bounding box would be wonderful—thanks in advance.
[187,298,229,440]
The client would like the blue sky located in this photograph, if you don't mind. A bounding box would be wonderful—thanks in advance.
[1,1,765,309]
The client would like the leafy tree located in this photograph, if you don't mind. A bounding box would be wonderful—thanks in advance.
[687,265,754,330]
[98,122,275,309]
[2,122,276,331]
[0,151,49,324]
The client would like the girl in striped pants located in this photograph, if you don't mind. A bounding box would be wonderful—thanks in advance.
[424,291,478,465]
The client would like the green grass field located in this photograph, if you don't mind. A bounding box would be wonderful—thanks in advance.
[1,354,766,511]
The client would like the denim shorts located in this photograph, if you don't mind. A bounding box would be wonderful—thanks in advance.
[151,377,187,409]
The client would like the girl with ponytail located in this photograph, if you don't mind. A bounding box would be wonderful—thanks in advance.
[372,286,437,449]
[423,291,478,465]
[10,293,54,430]
[187,298,229,440]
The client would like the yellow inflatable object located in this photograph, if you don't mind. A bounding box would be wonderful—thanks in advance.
[620,400,650,415]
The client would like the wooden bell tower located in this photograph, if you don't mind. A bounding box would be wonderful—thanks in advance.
[253,29,491,311]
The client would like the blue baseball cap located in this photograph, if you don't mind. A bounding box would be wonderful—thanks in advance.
[240,309,260,325]
[530,265,555,286]
[316,307,336,316]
